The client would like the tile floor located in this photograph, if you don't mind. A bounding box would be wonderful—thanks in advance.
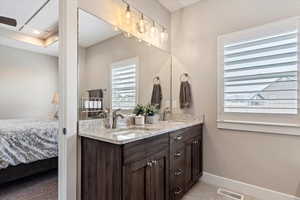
[183,181,259,200]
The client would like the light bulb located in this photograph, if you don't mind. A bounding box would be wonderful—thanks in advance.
[125,4,131,19]
[114,26,119,31]
[124,32,132,38]
[125,4,131,25]
[160,28,168,43]
[137,14,146,34]
[150,21,157,38]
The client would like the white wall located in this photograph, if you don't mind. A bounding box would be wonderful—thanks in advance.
[0,45,58,119]
[171,0,300,196]
[80,34,171,109]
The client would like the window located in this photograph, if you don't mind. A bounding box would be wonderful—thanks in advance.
[111,57,138,110]
[217,17,300,135]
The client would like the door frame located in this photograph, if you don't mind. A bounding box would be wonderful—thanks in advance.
[58,0,78,199]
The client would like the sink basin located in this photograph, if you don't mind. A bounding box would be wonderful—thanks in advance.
[108,127,159,135]
[160,120,187,125]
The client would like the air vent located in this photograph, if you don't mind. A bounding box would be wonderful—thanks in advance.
[217,188,244,200]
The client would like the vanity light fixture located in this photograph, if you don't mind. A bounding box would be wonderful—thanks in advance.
[119,0,168,46]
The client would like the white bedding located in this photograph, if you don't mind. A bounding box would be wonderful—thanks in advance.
[0,119,58,170]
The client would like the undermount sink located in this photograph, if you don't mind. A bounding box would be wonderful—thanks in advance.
[160,120,187,125]
[108,127,159,135]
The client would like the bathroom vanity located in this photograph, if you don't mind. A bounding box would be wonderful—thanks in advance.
[80,120,203,200]
[77,8,202,200]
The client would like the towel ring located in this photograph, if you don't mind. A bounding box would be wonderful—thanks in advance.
[180,73,189,82]
[153,76,160,84]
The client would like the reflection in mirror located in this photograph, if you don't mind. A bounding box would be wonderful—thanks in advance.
[78,9,171,122]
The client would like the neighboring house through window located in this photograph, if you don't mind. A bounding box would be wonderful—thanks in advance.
[217,17,300,135]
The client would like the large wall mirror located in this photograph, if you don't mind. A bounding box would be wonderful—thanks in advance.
[77,9,172,122]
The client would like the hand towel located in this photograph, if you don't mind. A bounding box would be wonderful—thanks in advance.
[151,84,162,109]
[180,81,192,109]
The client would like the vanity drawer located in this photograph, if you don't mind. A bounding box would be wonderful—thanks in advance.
[173,148,185,166]
[170,125,202,149]
[123,134,169,164]
[172,185,185,200]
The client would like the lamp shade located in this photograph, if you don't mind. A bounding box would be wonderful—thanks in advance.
[52,92,60,105]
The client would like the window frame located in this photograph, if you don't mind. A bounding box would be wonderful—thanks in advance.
[217,17,300,136]
[110,57,139,111]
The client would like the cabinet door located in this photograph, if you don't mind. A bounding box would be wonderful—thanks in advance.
[184,137,202,189]
[151,151,169,200]
[123,158,152,200]
[184,139,194,190]
[192,137,202,181]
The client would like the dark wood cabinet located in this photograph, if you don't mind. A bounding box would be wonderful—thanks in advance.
[81,124,202,200]
[184,136,202,191]
[170,125,203,200]
[123,150,169,200]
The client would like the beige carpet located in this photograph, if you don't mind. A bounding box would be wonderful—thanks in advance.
[0,170,58,200]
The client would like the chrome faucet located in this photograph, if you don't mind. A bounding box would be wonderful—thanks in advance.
[112,109,125,129]
[162,107,171,121]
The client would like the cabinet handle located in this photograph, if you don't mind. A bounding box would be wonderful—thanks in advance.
[147,161,153,167]
[193,140,199,144]
[174,187,183,195]
[174,152,182,158]
[175,135,183,141]
[174,169,182,176]
[152,160,158,165]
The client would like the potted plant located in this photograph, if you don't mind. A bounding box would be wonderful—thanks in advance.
[145,104,159,124]
[133,104,146,125]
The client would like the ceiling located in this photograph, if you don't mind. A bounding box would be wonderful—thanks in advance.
[158,0,202,12]
[0,0,200,55]
[78,9,120,48]
[0,0,59,56]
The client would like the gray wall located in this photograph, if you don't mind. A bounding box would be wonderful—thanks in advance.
[171,0,300,196]
[0,45,58,119]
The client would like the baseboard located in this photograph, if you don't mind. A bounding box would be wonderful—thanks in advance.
[201,172,300,200]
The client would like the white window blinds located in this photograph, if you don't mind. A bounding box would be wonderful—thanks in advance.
[223,31,298,114]
[111,60,137,110]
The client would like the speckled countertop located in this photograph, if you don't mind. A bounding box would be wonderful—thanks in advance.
[79,117,204,145]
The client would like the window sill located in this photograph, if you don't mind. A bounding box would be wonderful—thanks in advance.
[217,120,300,136]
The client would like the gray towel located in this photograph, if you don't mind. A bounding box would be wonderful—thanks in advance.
[180,81,192,109]
[151,84,162,109]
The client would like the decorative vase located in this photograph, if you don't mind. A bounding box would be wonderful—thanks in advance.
[146,115,159,124]
[135,115,145,125]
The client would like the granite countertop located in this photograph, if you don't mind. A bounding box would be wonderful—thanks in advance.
[79,117,204,145]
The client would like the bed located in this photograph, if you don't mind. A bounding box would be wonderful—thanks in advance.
[0,119,59,184]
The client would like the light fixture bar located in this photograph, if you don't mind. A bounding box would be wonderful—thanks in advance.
[121,0,166,30]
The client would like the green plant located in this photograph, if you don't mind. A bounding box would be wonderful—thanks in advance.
[133,104,146,116]
[145,104,159,116]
